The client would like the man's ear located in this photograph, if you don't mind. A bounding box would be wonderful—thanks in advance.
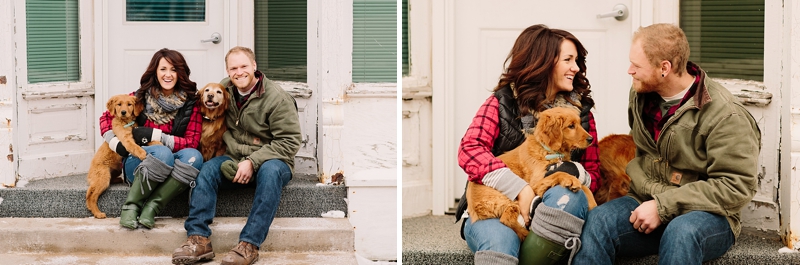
[660,60,672,76]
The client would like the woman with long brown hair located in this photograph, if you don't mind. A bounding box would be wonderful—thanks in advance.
[455,25,601,265]
[99,48,203,230]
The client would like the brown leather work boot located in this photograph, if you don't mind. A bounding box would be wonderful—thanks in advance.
[172,235,214,264]
[220,241,259,265]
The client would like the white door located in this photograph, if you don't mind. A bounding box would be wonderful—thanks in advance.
[100,0,226,111]
[444,0,634,210]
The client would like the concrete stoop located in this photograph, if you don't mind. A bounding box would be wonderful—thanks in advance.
[0,252,358,265]
[0,217,356,264]
[0,174,347,218]
[402,215,800,265]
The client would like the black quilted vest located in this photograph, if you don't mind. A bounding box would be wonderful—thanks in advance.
[136,97,198,137]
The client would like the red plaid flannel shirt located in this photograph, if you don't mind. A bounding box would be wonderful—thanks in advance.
[99,92,202,151]
[458,96,602,192]
[642,65,701,141]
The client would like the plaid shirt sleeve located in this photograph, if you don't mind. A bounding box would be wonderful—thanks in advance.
[169,104,202,151]
[99,110,113,136]
[580,111,602,193]
[457,96,508,184]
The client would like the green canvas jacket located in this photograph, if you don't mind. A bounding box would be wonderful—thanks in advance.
[626,63,761,238]
[220,72,302,172]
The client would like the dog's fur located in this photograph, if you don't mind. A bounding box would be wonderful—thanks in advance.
[595,134,635,205]
[85,95,149,219]
[465,107,596,241]
[197,82,229,161]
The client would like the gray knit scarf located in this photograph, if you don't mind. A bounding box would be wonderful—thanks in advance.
[144,90,186,125]
[521,91,583,133]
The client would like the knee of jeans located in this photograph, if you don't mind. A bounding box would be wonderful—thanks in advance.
[257,160,290,179]
[148,145,174,163]
[178,148,204,169]
[543,185,588,218]
[465,219,520,257]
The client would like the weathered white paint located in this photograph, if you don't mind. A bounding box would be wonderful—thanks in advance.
[786,0,800,250]
[347,169,397,261]
[402,97,432,218]
[311,0,353,180]
[14,0,95,182]
[402,0,433,218]
[0,1,15,187]
[342,85,397,176]
[276,81,319,176]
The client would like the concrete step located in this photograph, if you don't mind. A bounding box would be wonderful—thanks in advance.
[0,252,358,265]
[0,174,347,218]
[0,217,354,255]
[402,215,800,265]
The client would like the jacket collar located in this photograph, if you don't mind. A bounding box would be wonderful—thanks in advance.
[686,61,712,109]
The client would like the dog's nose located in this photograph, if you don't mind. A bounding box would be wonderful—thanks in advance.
[120,110,127,116]
[586,135,593,145]
[207,94,213,100]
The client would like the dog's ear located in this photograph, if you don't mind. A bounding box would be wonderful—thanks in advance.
[106,97,116,114]
[133,96,144,117]
[538,110,563,151]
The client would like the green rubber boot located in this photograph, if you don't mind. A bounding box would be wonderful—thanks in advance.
[518,231,568,265]
[138,176,189,229]
[119,172,160,229]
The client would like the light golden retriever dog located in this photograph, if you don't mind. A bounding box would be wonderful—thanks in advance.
[595,134,635,205]
[85,94,149,219]
[466,107,595,241]
[197,83,229,161]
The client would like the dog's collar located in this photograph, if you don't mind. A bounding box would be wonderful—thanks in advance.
[123,121,136,128]
[203,115,215,121]
[540,142,564,161]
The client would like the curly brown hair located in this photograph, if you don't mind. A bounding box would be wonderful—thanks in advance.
[495,24,593,116]
[136,48,197,103]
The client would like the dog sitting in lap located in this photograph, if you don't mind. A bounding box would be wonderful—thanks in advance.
[466,107,596,241]
[197,82,229,161]
[85,94,151,219]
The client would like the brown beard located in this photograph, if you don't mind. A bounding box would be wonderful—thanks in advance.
[632,74,662,94]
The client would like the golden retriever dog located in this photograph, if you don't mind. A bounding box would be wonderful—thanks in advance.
[466,107,595,241]
[85,94,149,219]
[197,82,229,161]
[595,134,635,205]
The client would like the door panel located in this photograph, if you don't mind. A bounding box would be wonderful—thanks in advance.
[449,0,633,207]
[106,0,225,98]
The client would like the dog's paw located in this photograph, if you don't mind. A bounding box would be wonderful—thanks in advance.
[94,212,107,219]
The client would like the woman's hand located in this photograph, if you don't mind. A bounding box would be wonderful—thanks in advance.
[132,127,163,146]
[517,185,535,226]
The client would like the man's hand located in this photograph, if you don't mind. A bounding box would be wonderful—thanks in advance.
[629,200,662,234]
[517,185,535,226]
[232,159,254,184]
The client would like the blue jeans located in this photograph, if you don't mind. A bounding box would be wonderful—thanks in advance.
[183,156,292,247]
[123,145,203,183]
[464,185,588,257]
[574,196,735,264]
